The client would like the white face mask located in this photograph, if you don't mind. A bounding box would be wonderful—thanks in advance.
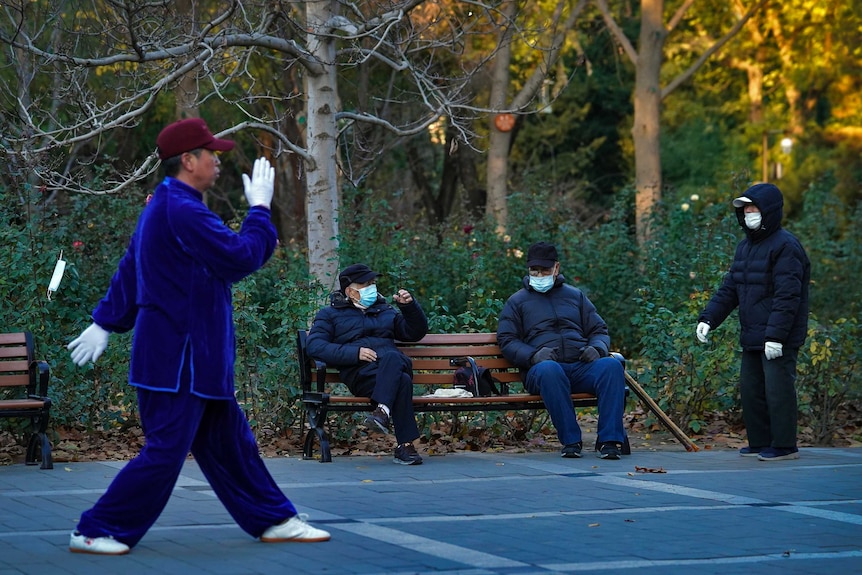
[744,212,762,230]
[529,275,555,293]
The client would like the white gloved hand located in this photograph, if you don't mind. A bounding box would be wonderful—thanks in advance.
[764,341,784,360]
[696,322,711,343]
[68,323,110,366]
[241,157,275,208]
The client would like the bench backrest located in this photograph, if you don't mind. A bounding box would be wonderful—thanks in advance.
[0,332,38,398]
[298,331,523,394]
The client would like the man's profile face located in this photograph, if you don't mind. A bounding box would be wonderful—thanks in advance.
[182,148,221,191]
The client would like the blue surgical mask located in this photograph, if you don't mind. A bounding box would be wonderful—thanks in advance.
[357,284,378,307]
[529,275,555,293]
[744,212,762,230]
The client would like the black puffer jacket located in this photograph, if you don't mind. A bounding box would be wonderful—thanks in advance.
[497,273,611,370]
[306,290,428,383]
[698,183,810,351]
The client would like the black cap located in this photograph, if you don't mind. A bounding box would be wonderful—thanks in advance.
[338,263,380,293]
[526,242,559,268]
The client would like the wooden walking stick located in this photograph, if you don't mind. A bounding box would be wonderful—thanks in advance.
[624,370,699,452]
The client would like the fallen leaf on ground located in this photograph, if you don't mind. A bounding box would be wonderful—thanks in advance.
[635,465,667,473]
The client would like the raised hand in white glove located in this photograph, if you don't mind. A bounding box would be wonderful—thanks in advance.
[764,341,783,360]
[241,157,275,208]
[68,323,110,366]
[696,322,711,343]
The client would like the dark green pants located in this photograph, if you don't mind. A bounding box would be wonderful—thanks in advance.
[739,348,799,449]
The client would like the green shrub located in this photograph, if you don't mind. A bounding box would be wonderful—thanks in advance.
[2,173,861,449]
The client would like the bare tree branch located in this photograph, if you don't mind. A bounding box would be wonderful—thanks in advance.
[593,0,638,65]
[662,0,769,98]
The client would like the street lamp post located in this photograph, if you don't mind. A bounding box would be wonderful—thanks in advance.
[762,130,793,183]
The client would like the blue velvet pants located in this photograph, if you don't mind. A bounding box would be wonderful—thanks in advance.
[75,382,297,547]
[524,357,626,447]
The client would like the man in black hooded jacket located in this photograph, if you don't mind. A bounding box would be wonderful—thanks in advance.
[696,183,810,461]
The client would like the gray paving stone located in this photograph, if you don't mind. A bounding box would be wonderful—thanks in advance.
[1,448,861,574]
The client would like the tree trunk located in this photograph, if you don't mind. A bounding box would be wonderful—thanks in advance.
[485,0,518,235]
[632,0,666,244]
[305,1,341,290]
[273,67,308,246]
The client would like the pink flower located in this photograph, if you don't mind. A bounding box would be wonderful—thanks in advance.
[72,241,84,250]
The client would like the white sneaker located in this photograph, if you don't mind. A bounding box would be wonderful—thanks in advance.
[260,514,331,543]
[69,531,130,555]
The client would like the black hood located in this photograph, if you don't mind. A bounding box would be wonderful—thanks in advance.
[735,183,784,242]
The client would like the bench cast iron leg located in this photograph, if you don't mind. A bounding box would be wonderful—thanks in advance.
[302,401,332,463]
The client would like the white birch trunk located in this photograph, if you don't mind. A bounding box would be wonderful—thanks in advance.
[305,0,341,290]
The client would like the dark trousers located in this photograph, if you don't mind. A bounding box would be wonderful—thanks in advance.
[76,381,297,547]
[524,357,626,446]
[739,349,799,449]
[347,350,419,444]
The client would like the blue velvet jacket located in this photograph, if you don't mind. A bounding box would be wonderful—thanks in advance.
[91,177,277,398]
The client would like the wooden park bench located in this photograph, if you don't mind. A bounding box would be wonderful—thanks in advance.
[298,331,648,462]
[0,332,53,469]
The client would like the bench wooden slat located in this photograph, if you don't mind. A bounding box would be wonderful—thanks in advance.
[0,374,31,388]
[400,345,502,357]
[0,346,29,359]
[398,333,497,345]
[327,393,600,405]
[0,399,48,410]
[0,333,27,345]
[0,359,30,372]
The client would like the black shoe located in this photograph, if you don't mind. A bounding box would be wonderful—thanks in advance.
[393,443,423,465]
[757,446,800,461]
[561,442,583,458]
[597,442,622,460]
[365,406,390,434]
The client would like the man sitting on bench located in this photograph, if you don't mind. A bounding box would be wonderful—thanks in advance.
[306,264,428,465]
[496,242,627,460]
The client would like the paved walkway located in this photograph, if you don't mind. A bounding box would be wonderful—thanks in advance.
[1,446,861,574]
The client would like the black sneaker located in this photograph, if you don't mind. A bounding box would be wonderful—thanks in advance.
[561,442,583,458]
[597,442,622,460]
[393,443,423,465]
[739,446,763,457]
[365,406,390,434]
[757,447,799,461]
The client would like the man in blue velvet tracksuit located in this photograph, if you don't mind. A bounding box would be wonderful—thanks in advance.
[66,118,330,555]
[697,183,810,462]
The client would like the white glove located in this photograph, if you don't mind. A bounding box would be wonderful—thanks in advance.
[765,341,783,360]
[696,322,710,343]
[68,323,110,366]
[241,157,275,208]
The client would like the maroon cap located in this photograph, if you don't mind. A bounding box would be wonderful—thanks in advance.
[156,118,235,160]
